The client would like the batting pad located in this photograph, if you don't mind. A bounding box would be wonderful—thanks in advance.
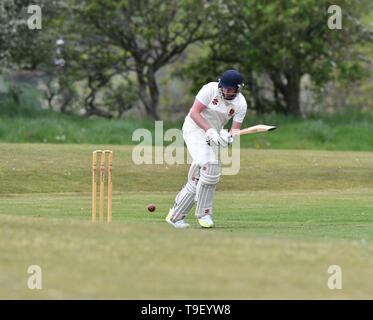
[169,163,200,222]
[195,160,221,219]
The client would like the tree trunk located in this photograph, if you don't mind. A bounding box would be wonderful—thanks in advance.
[284,70,301,116]
[135,64,152,117]
[146,69,160,120]
[270,69,302,116]
[134,61,160,120]
[45,90,55,110]
[273,87,282,113]
[84,76,113,119]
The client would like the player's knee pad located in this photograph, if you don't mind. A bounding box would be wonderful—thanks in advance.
[198,160,221,186]
[195,160,221,218]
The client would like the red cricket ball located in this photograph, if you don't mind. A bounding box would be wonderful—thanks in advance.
[147,204,156,212]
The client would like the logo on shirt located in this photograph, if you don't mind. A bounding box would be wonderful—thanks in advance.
[229,108,235,116]
[212,98,219,105]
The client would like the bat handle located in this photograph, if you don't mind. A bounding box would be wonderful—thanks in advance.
[231,129,241,137]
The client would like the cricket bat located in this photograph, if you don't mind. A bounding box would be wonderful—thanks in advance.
[233,124,277,136]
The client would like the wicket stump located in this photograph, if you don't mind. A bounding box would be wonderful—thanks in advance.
[92,150,113,223]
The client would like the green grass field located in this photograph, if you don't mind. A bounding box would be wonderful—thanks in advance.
[1,101,373,151]
[0,143,373,299]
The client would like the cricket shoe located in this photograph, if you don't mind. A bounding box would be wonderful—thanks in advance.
[198,214,214,228]
[165,209,190,229]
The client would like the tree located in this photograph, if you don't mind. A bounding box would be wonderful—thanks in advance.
[64,34,131,118]
[59,2,135,118]
[0,1,34,70]
[0,0,13,66]
[5,1,79,113]
[104,79,139,119]
[0,0,39,107]
[80,0,213,120]
[185,0,371,116]
[4,0,134,118]
[8,0,65,70]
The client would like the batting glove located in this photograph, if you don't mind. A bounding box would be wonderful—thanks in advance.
[219,129,234,146]
[206,128,221,146]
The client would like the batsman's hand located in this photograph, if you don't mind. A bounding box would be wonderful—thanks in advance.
[205,128,231,148]
[205,128,221,146]
[219,129,234,146]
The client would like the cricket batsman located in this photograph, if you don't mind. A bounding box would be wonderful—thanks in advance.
[166,69,247,228]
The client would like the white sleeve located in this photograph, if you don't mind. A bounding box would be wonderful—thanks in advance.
[195,83,215,106]
[233,98,247,123]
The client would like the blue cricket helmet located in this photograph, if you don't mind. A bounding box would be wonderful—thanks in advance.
[218,69,244,100]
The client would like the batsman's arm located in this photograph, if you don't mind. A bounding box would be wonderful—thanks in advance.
[230,121,242,136]
[189,99,211,132]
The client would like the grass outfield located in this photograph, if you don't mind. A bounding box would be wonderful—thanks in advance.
[0,143,372,299]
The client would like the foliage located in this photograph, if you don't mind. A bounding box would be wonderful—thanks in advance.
[8,0,66,70]
[0,1,31,69]
[62,18,134,117]
[80,0,215,119]
[184,0,372,116]
[1,1,372,118]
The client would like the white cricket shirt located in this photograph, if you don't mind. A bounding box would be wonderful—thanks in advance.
[183,82,247,132]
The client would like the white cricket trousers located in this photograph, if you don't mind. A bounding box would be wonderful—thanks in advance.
[183,128,217,166]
